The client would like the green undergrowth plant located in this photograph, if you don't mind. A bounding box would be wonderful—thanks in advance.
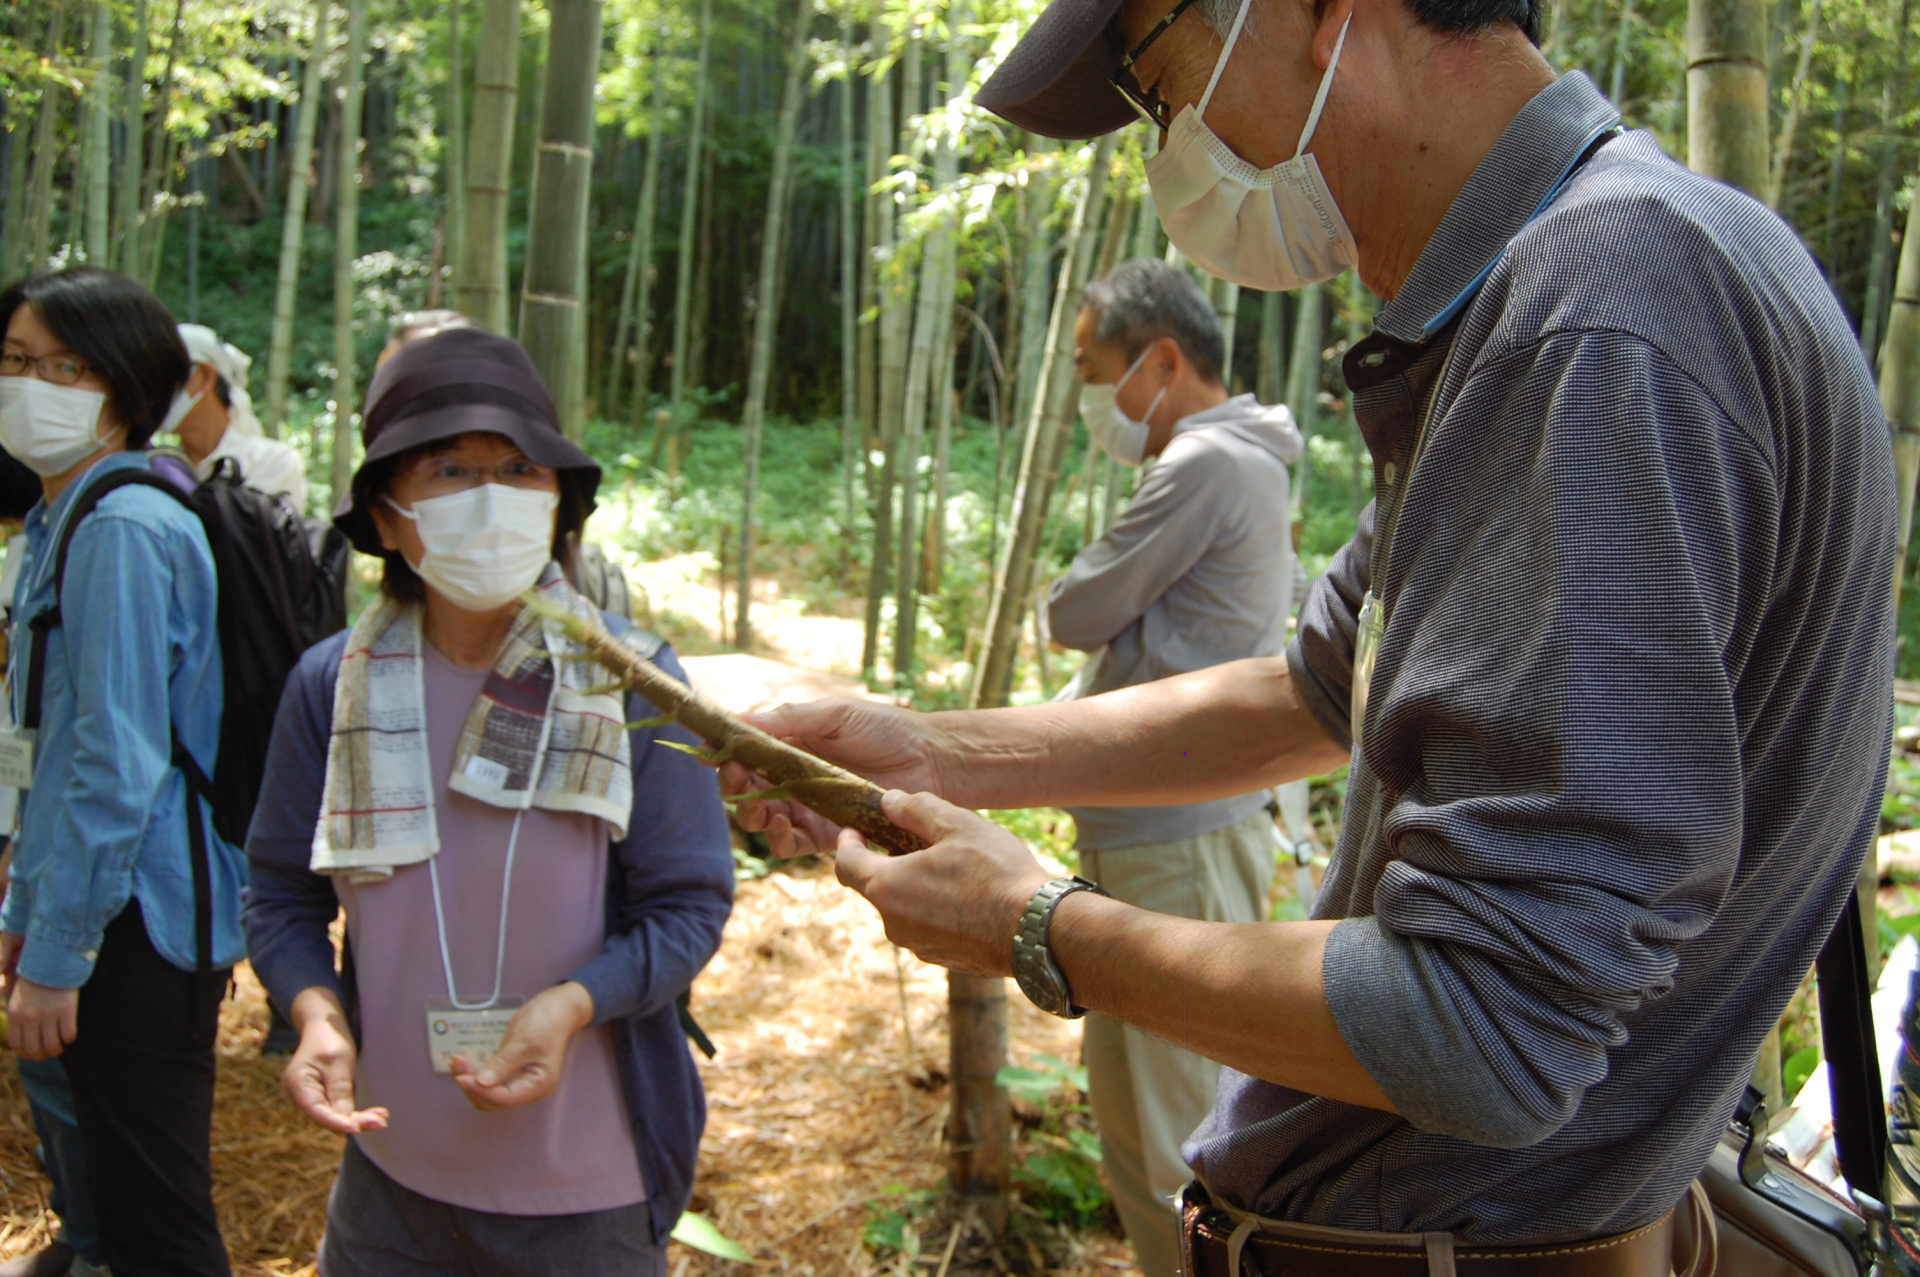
[998,1053,1111,1232]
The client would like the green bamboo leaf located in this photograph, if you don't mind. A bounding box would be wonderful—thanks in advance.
[672,1211,751,1260]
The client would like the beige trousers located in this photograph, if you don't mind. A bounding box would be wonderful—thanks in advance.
[1078,809,1276,1277]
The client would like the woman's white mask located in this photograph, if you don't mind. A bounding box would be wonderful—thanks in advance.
[1145,4,1359,291]
[1079,348,1167,467]
[387,483,558,612]
[0,378,112,477]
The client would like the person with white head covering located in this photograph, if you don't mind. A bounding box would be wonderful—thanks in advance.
[174,324,309,509]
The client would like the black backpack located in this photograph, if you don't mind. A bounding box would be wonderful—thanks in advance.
[22,457,350,852]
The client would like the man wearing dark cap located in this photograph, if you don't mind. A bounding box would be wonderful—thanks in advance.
[729,0,1897,1269]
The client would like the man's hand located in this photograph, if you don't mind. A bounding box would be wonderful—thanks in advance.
[7,977,76,1060]
[832,791,1053,975]
[284,988,389,1134]
[722,699,947,857]
[450,981,594,1112]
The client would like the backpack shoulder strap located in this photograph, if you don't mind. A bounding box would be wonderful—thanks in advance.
[1817,887,1888,1203]
[21,468,195,733]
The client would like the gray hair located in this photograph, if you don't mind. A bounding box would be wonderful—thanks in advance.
[1080,258,1226,386]
[1196,0,1243,37]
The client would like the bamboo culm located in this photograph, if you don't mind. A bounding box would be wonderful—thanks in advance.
[114,0,149,272]
[528,595,928,856]
[839,10,861,538]
[456,0,521,332]
[612,61,666,426]
[447,0,467,295]
[735,0,814,650]
[331,0,370,505]
[263,0,332,436]
[516,0,606,439]
[667,0,714,429]
[84,0,111,266]
[971,134,1117,709]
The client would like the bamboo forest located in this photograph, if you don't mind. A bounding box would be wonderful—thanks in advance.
[0,0,1917,1268]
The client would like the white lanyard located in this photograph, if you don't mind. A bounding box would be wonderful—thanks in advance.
[428,809,524,1010]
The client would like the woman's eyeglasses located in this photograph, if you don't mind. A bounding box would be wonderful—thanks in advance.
[0,350,90,385]
[1109,0,1201,130]
[403,455,558,498]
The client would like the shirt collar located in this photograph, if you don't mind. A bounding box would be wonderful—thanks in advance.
[28,451,148,558]
[1373,72,1621,345]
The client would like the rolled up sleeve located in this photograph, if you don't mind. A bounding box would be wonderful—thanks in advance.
[1321,334,1771,1146]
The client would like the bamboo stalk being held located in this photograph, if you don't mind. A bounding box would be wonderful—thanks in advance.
[524,593,929,855]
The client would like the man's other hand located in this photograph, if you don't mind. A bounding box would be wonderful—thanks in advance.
[833,790,1052,976]
[722,698,946,857]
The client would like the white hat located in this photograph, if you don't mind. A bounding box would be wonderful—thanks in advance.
[177,324,263,437]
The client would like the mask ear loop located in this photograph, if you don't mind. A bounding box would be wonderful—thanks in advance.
[1293,16,1351,157]
[1197,0,1257,121]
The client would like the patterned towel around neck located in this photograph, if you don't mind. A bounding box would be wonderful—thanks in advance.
[311,564,633,880]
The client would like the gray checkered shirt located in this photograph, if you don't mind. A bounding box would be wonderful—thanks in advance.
[1183,71,1899,1244]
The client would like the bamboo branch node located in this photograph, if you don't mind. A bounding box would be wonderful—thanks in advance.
[522,592,929,855]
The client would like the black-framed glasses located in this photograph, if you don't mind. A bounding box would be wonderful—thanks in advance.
[0,350,90,386]
[1109,0,1202,130]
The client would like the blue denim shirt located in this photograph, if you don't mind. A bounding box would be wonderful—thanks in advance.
[1,451,244,987]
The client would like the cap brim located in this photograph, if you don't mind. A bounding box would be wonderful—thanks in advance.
[975,0,1141,139]
[333,402,602,556]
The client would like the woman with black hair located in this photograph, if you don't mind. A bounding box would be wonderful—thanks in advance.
[244,327,732,1275]
[0,267,241,1276]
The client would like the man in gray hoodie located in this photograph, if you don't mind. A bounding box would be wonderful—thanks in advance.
[1047,258,1301,1277]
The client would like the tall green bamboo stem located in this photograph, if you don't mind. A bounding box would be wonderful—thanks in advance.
[330,0,368,506]
[1767,0,1824,209]
[859,55,897,680]
[455,0,520,332]
[1687,0,1770,197]
[608,60,665,423]
[734,0,813,650]
[114,0,148,271]
[517,0,605,439]
[971,134,1116,709]
[667,0,713,428]
[264,0,332,437]
[24,8,70,279]
[839,11,860,536]
[1862,0,1912,364]
[1285,283,1322,518]
[83,0,110,265]
[447,0,466,295]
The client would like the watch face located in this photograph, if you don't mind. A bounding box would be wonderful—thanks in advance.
[1013,942,1069,1016]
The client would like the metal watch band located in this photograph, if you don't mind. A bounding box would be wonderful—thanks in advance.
[1011,876,1109,1019]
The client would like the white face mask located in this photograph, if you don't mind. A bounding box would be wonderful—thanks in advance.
[1145,5,1359,291]
[159,387,201,436]
[387,483,559,612]
[1079,348,1167,467]
[0,377,113,477]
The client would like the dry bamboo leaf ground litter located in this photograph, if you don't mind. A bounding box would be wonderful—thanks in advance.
[0,861,1135,1275]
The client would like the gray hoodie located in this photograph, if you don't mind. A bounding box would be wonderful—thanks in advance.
[1047,394,1302,852]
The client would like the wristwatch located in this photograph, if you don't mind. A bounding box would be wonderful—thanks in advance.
[1011,876,1108,1019]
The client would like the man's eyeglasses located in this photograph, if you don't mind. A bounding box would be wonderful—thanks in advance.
[1109,0,1201,130]
[402,454,558,498]
[0,350,90,386]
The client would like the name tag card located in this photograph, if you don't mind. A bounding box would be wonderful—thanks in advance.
[423,997,522,1075]
[0,732,34,790]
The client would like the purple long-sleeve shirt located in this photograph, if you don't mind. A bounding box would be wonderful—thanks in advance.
[243,617,734,1242]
